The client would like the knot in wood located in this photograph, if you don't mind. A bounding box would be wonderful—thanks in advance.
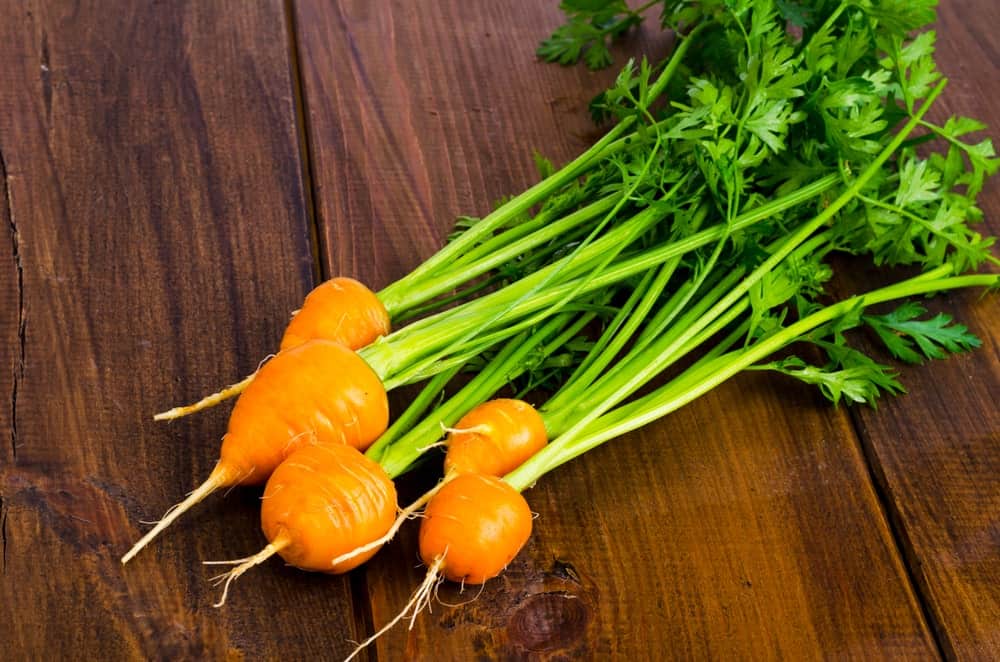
[507,591,589,652]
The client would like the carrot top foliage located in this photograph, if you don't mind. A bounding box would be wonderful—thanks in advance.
[485,0,998,490]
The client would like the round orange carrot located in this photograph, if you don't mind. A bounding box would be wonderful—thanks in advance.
[280,277,391,352]
[122,339,388,563]
[262,443,397,572]
[342,474,533,658]
[206,443,397,606]
[419,473,532,584]
[221,339,388,484]
[443,399,548,477]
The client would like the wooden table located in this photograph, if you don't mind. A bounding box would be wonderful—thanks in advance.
[1,2,997,660]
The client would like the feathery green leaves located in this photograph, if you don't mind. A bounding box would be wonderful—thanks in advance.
[864,302,981,363]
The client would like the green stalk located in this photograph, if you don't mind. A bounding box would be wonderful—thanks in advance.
[358,172,839,385]
[557,266,745,422]
[387,194,620,316]
[643,22,710,107]
[534,79,947,458]
[377,122,634,313]
[544,259,682,415]
[507,267,997,490]
[547,262,674,412]
[383,301,612,391]
[375,312,596,477]
[392,275,503,325]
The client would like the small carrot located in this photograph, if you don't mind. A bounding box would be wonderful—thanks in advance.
[343,473,532,661]
[121,339,389,563]
[419,473,532,584]
[206,443,397,606]
[279,277,391,352]
[443,399,548,477]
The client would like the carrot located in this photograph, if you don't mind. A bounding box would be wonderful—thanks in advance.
[121,339,388,563]
[343,473,531,660]
[206,443,396,606]
[419,473,532,584]
[443,399,548,478]
[279,277,391,352]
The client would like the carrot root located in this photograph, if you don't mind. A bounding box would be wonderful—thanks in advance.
[343,555,444,662]
[440,424,492,436]
[329,474,456,569]
[206,533,291,608]
[153,372,257,421]
[120,463,231,564]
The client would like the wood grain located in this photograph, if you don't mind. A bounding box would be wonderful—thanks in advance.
[1,0,996,659]
[368,376,939,660]
[0,1,359,657]
[291,0,673,290]
[840,4,1000,659]
[293,1,948,659]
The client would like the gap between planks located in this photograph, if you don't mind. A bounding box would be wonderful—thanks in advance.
[844,409,950,660]
[282,1,379,659]
[284,0,326,288]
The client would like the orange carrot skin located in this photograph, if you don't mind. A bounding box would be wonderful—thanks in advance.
[220,339,389,485]
[444,399,548,477]
[262,444,397,573]
[280,277,390,352]
[419,473,532,584]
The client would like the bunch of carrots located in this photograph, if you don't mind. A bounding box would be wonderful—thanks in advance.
[124,0,998,655]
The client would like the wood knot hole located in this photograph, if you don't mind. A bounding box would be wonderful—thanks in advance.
[507,592,588,652]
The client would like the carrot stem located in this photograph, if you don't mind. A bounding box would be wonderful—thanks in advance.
[507,268,997,490]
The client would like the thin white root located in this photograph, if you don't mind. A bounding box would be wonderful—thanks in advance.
[440,423,491,436]
[415,441,447,453]
[343,556,445,662]
[330,473,456,568]
[153,372,257,421]
[436,579,487,608]
[202,552,263,566]
[206,539,286,608]
[120,468,227,564]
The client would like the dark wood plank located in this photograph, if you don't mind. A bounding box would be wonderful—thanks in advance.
[373,375,939,660]
[294,1,941,658]
[841,3,1000,658]
[292,0,672,289]
[0,1,361,657]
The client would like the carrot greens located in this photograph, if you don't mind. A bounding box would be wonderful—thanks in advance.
[374,0,998,490]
